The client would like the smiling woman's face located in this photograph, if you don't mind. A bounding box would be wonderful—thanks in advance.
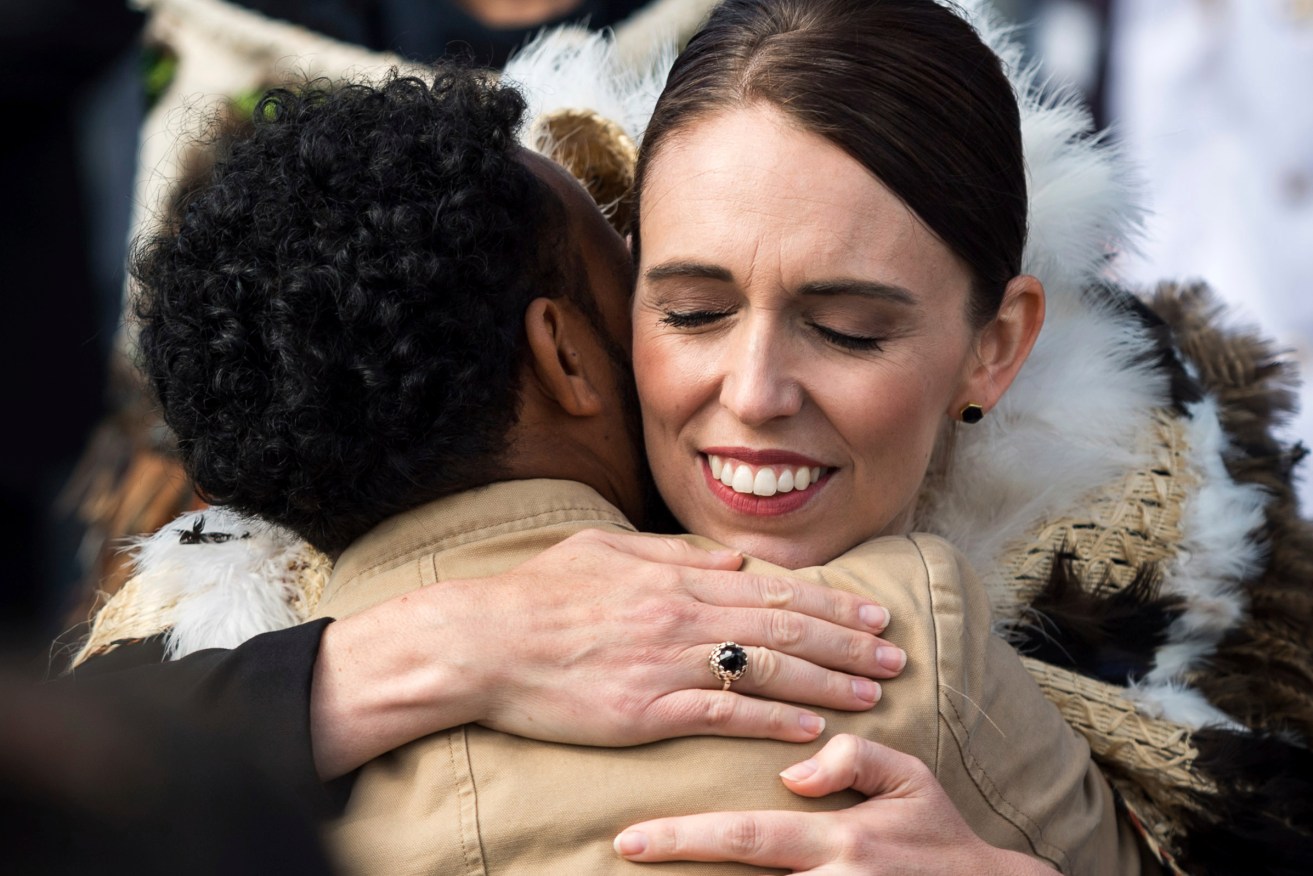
[633,104,981,569]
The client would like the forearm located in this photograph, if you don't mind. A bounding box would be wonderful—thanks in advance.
[70,600,483,800]
[309,528,905,774]
[309,591,486,780]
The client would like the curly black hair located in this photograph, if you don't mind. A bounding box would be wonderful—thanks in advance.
[132,69,579,553]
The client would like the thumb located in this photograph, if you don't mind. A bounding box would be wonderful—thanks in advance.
[779,734,926,799]
[586,529,745,570]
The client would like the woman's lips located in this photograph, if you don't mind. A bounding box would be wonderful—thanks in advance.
[699,451,832,516]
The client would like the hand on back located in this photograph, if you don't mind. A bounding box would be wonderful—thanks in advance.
[312,527,906,779]
[460,528,905,746]
[614,733,1059,875]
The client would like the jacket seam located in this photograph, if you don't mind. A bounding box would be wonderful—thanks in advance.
[345,506,632,582]
[940,698,1070,871]
[907,535,941,775]
[448,727,488,875]
[914,532,1070,872]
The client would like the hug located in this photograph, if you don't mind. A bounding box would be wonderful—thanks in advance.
[72,0,1313,873]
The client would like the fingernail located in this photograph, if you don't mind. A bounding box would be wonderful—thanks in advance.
[851,677,879,704]
[860,604,891,631]
[780,758,819,782]
[799,714,826,735]
[711,549,742,559]
[614,831,647,856]
[877,646,907,673]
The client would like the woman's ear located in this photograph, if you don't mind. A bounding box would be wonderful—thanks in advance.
[953,275,1046,418]
[523,297,605,418]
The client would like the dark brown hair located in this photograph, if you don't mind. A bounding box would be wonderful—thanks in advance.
[636,0,1026,326]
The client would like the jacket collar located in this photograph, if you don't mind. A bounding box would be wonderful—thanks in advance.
[323,478,634,611]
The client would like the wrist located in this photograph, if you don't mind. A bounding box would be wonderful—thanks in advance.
[309,589,487,779]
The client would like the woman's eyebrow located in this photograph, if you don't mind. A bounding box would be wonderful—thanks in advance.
[643,261,734,283]
[641,265,916,308]
[798,279,916,306]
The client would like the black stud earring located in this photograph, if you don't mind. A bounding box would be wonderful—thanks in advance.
[959,403,984,424]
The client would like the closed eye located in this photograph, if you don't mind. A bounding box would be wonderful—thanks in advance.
[659,310,732,329]
[810,322,885,352]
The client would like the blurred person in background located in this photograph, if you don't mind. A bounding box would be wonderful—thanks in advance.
[1012,0,1313,508]
[0,672,334,874]
[232,0,657,66]
[0,1,142,661]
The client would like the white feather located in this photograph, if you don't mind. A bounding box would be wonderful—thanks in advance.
[1144,398,1267,684]
[124,508,308,659]
[1126,678,1247,731]
[923,3,1267,711]
[916,2,1162,622]
[502,27,674,149]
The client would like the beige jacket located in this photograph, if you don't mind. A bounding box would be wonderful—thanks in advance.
[312,479,1154,875]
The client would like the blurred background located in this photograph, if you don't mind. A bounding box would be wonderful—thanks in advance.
[2,0,1310,667]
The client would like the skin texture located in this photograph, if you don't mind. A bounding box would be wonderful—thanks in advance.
[505,151,649,526]
[311,529,905,778]
[456,0,585,27]
[635,105,1044,570]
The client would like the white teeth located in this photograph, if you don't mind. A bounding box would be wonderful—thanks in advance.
[731,464,755,493]
[708,455,829,497]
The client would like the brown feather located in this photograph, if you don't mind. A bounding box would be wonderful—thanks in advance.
[1148,282,1313,740]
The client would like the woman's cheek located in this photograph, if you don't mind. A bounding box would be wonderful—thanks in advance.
[635,335,709,427]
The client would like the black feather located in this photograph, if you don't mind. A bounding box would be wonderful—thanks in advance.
[1175,728,1313,875]
[1015,549,1185,684]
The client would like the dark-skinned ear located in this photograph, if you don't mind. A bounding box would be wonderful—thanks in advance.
[952,275,1046,418]
[523,297,604,417]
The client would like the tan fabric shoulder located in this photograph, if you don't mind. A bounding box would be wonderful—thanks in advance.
[914,534,1157,876]
[750,533,1155,876]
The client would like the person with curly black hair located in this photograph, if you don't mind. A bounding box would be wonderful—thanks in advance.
[134,70,636,554]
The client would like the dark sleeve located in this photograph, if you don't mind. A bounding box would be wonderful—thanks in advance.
[71,619,353,817]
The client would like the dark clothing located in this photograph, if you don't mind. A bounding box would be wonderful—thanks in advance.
[242,0,653,67]
[71,618,349,817]
[0,0,141,645]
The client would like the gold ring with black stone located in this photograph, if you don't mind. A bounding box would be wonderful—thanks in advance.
[709,642,749,691]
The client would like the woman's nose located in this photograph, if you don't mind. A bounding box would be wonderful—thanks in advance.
[718,325,803,426]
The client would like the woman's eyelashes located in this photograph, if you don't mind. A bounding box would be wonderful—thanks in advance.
[809,322,886,352]
[658,308,886,352]
[658,309,732,329]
